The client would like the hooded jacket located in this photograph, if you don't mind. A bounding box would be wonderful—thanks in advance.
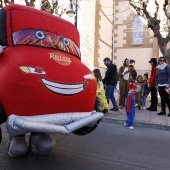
[103,62,118,85]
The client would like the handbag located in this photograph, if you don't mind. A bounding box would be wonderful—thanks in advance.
[165,86,170,95]
[135,84,141,93]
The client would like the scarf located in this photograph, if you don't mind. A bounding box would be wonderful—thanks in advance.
[156,63,167,70]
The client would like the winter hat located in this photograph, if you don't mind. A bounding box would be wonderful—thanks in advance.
[128,83,137,89]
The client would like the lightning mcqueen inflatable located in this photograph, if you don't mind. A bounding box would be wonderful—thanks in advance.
[0,4,103,157]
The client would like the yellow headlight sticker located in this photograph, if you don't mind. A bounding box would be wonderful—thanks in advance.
[20,66,30,73]
[20,66,46,74]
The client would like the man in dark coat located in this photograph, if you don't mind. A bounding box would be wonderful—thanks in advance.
[103,57,118,111]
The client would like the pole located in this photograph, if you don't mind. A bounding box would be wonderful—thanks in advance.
[74,0,78,27]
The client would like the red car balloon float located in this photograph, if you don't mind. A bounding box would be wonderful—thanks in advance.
[0,4,103,157]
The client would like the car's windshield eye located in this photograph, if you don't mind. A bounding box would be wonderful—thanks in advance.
[35,31,45,40]
[13,29,81,58]
[62,37,70,46]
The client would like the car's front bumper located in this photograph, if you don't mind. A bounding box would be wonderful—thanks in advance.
[6,111,104,137]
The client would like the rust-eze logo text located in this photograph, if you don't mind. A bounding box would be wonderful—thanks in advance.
[49,52,72,66]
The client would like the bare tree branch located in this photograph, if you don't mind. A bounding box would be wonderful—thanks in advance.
[51,0,58,14]
[129,0,151,19]
[58,8,66,17]
[4,0,14,5]
[154,0,159,18]
[0,0,64,17]
[41,0,53,14]
[25,0,36,7]
[40,0,65,17]
[129,0,170,63]
[163,0,170,20]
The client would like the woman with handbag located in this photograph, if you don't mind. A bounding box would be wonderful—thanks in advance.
[156,56,170,116]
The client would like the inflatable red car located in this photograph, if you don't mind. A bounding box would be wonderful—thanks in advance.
[0,4,103,157]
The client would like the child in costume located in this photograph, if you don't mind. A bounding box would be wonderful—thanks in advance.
[93,69,108,114]
[135,75,144,110]
[143,72,149,81]
[129,59,137,82]
[141,78,150,109]
[124,83,137,129]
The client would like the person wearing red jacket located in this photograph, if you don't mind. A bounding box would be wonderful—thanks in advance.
[146,58,158,111]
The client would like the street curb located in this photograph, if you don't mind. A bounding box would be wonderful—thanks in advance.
[102,117,170,131]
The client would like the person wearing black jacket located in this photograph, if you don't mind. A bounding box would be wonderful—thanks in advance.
[103,57,118,111]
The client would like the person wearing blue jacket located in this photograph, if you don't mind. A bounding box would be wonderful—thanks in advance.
[156,56,170,116]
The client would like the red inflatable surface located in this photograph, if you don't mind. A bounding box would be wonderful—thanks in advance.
[0,4,97,118]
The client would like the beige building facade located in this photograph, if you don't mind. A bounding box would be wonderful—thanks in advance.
[92,0,159,77]
[0,0,160,77]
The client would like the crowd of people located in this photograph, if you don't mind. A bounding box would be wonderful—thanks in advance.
[93,57,170,129]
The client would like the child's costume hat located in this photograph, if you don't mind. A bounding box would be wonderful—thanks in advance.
[128,83,137,89]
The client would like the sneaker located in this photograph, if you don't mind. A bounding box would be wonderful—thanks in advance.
[124,123,126,126]
[110,108,119,111]
[143,107,146,110]
[127,126,134,129]
[140,106,143,110]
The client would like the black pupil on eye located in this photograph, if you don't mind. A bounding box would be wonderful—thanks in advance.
[38,32,42,37]
[65,39,68,44]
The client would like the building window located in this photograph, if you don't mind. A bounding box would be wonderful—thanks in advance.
[132,15,144,45]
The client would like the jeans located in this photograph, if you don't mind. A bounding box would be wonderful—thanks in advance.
[126,112,135,127]
[141,96,147,107]
[105,84,118,109]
